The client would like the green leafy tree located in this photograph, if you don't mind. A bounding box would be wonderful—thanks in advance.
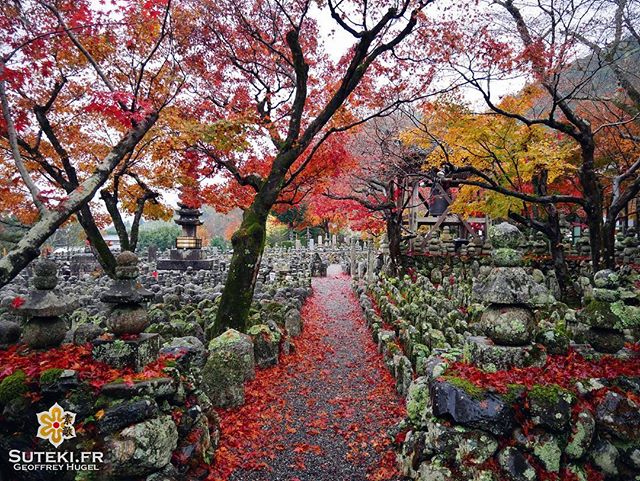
[136,222,181,252]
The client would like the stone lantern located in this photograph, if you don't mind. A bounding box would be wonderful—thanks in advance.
[16,259,77,348]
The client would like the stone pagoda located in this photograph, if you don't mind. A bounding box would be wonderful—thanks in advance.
[467,222,548,370]
[93,252,160,370]
[15,259,77,348]
[157,201,214,270]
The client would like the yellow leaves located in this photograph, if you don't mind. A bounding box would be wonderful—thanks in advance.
[404,97,578,186]
[400,95,581,219]
[515,133,578,183]
[449,185,524,219]
[201,119,251,153]
[143,202,172,221]
[497,83,545,117]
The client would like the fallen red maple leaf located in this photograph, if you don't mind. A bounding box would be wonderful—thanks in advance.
[10,296,26,309]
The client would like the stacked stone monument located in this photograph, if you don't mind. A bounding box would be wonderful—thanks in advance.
[93,252,160,370]
[440,226,455,254]
[468,222,547,370]
[157,202,214,270]
[466,236,483,257]
[579,269,640,353]
[14,259,77,348]
[576,229,591,257]
[621,229,640,264]
[481,237,493,255]
[615,232,626,262]
[427,235,443,255]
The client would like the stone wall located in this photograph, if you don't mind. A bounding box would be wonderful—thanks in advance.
[398,351,640,481]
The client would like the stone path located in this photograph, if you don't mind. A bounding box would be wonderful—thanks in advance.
[211,265,406,481]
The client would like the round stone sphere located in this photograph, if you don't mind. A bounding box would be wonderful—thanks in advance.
[481,305,535,346]
[107,306,148,335]
[489,222,523,249]
[22,317,67,349]
[33,259,58,290]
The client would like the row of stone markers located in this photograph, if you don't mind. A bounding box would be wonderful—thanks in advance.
[352,222,640,481]
[0,248,312,480]
[411,224,640,266]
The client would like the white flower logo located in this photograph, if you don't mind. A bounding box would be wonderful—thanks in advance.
[36,403,76,448]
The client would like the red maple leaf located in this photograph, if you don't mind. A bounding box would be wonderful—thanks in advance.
[10,296,26,309]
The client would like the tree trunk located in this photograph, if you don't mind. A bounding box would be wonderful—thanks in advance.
[603,216,617,270]
[548,225,580,305]
[509,207,576,304]
[0,112,158,288]
[578,141,604,271]
[550,242,572,298]
[209,205,267,339]
[101,190,132,251]
[76,205,117,277]
[386,212,403,276]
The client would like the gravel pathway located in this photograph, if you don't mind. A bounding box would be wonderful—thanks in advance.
[212,266,406,481]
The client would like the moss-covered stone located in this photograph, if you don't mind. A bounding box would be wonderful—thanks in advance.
[528,384,574,432]
[528,384,573,404]
[39,368,64,385]
[565,409,596,460]
[610,301,640,329]
[203,329,255,407]
[580,299,620,329]
[406,377,431,428]
[503,384,526,404]
[441,376,485,399]
[247,324,281,343]
[0,370,28,405]
[492,247,522,267]
[532,435,561,472]
[248,324,281,368]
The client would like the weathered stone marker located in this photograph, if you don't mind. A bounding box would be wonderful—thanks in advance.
[15,259,76,348]
[468,222,547,370]
[93,251,160,371]
[202,329,255,408]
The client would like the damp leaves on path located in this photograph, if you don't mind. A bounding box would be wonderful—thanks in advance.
[207,273,406,481]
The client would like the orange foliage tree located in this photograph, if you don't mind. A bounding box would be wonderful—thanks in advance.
[181,0,444,335]
[0,0,185,283]
[430,0,640,270]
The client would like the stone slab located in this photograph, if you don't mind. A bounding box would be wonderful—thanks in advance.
[92,332,161,371]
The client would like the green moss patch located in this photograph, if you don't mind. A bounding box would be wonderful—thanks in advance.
[0,370,28,405]
[442,376,485,399]
[39,368,64,385]
[528,384,574,404]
